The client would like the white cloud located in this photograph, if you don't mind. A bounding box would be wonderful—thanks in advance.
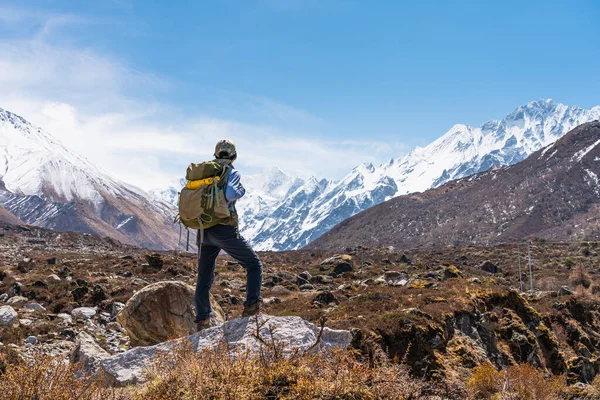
[0,6,406,189]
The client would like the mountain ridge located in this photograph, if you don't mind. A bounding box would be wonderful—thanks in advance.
[160,99,597,251]
[309,121,600,250]
[0,107,180,250]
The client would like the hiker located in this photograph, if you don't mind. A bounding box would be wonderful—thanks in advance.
[189,139,263,331]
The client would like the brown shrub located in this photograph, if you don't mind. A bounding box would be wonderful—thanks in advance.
[503,364,565,400]
[467,363,565,400]
[0,342,424,400]
[0,353,108,400]
[570,264,591,289]
[467,363,502,398]
[137,342,423,400]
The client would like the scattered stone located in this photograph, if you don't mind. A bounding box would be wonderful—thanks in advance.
[399,254,412,264]
[270,285,291,296]
[61,328,77,339]
[312,291,339,306]
[0,293,8,302]
[46,257,57,265]
[119,255,134,260]
[218,293,243,305]
[100,315,353,386]
[143,254,163,272]
[24,302,46,312]
[443,265,463,279]
[32,280,49,288]
[567,356,596,384]
[57,266,72,278]
[17,258,34,273]
[0,270,6,281]
[19,318,32,326]
[72,332,111,373]
[6,296,28,307]
[117,281,224,346]
[72,286,89,302]
[310,275,334,284]
[375,271,409,286]
[90,285,107,304]
[299,271,312,281]
[263,297,281,305]
[25,336,38,345]
[71,307,97,320]
[220,279,244,289]
[0,306,18,327]
[110,302,125,319]
[47,274,61,283]
[132,278,149,286]
[559,286,573,296]
[479,261,500,274]
[56,313,73,324]
[299,283,315,291]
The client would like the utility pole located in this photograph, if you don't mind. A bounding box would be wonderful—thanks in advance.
[527,241,533,292]
[517,244,523,293]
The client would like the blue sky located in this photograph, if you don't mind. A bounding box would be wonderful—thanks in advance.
[0,0,599,186]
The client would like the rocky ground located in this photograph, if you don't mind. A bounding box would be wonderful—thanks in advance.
[2,222,600,396]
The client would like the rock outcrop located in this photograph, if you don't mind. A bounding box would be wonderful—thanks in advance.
[71,332,110,373]
[117,281,224,346]
[100,315,353,386]
[0,305,18,327]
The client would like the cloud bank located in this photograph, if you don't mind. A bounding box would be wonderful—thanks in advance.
[0,5,406,189]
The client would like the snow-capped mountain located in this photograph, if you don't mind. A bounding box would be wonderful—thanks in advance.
[260,99,600,250]
[311,121,600,250]
[150,166,308,244]
[153,99,600,251]
[0,107,180,250]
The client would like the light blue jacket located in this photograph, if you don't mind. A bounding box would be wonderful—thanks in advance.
[224,168,245,209]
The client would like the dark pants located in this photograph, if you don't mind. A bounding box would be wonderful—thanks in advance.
[194,224,262,322]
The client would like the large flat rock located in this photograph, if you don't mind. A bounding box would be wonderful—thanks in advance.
[100,315,353,386]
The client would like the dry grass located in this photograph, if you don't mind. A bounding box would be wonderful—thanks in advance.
[0,344,424,400]
[137,343,424,400]
[467,363,566,400]
[0,352,116,400]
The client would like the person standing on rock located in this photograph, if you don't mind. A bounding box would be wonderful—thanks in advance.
[192,139,262,331]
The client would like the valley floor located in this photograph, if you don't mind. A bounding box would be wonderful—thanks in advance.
[2,223,600,399]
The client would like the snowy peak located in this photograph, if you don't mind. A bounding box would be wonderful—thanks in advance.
[311,121,600,250]
[242,99,600,250]
[0,107,180,250]
[150,99,600,252]
[0,107,121,203]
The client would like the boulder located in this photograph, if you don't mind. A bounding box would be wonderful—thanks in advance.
[479,261,500,274]
[0,306,18,327]
[321,255,354,276]
[559,286,573,296]
[312,291,340,306]
[72,332,111,373]
[117,281,224,346]
[100,315,353,386]
[71,307,97,320]
[6,296,28,307]
[24,302,46,312]
[567,356,596,384]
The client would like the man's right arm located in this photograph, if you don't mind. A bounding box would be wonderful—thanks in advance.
[224,169,246,202]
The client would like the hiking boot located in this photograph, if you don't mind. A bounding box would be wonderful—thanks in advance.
[242,302,260,317]
[196,318,211,332]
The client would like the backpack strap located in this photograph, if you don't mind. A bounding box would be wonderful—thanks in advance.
[217,164,231,189]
